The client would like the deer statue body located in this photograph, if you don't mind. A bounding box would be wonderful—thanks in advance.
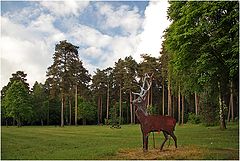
[132,74,177,152]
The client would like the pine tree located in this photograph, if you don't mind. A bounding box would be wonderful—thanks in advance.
[46,40,90,127]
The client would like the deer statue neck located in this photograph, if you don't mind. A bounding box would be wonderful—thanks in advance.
[135,105,148,124]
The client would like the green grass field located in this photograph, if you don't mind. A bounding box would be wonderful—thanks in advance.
[1,122,239,160]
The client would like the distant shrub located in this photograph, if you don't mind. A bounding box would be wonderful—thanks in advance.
[188,112,201,124]
[200,105,219,126]
[104,118,111,125]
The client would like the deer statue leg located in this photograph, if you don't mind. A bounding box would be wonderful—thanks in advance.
[143,133,148,152]
[141,128,145,150]
[142,133,145,149]
[160,131,168,151]
[146,133,149,151]
[169,132,177,148]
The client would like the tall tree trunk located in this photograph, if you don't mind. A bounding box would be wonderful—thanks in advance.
[41,119,43,126]
[151,82,155,147]
[98,95,103,125]
[195,92,198,115]
[83,118,86,125]
[227,81,232,122]
[172,95,175,118]
[162,81,165,115]
[106,82,110,125]
[130,91,133,124]
[98,95,100,124]
[114,101,117,125]
[181,94,184,125]
[61,94,64,127]
[119,84,122,125]
[69,98,71,125]
[13,118,15,126]
[17,118,21,127]
[218,82,226,129]
[168,79,172,116]
[150,86,153,106]
[230,80,234,122]
[227,102,231,122]
[178,86,181,125]
[75,85,78,126]
[133,94,136,124]
[47,101,49,125]
[100,95,103,124]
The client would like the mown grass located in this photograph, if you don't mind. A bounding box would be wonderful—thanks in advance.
[1,122,239,160]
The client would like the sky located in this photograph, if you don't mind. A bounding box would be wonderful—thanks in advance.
[1,0,171,89]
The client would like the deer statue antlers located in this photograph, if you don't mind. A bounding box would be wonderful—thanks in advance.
[132,73,177,152]
[132,73,153,103]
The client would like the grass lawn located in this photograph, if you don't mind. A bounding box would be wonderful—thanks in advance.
[1,122,239,160]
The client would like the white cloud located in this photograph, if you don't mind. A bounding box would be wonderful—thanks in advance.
[68,23,140,71]
[0,15,64,88]
[30,14,56,33]
[66,3,144,71]
[80,47,102,58]
[70,24,112,48]
[135,0,171,62]
[2,4,43,26]
[29,14,66,42]
[1,35,50,89]
[1,16,36,42]
[40,1,89,17]
[96,3,143,35]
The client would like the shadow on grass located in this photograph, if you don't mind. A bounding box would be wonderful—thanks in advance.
[113,145,239,160]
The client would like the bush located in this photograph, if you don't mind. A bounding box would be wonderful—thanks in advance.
[200,105,219,126]
[188,112,201,124]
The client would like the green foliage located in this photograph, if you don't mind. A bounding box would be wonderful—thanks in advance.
[147,105,158,115]
[48,97,61,125]
[199,94,219,126]
[109,103,119,126]
[188,113,201,124]
[31,81,49,125]
[1,71,29,103]
[122,56,138,92]
[92,69,108,95]
[3,81,33,126]
[166,1,239,89]
[109,101,128,124]
[78,97,97,124]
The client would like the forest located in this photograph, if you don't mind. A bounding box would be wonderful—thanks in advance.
[1,1,239,130]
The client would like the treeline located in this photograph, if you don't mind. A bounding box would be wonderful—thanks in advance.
[1,1,239,128]
[164,1,239,129]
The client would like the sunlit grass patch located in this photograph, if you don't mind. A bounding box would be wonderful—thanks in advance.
[116,146,205,160]
[116,145,239,160]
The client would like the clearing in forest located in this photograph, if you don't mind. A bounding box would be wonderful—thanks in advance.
[1,123,239,160]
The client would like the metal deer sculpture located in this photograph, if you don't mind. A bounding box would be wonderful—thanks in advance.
[132,73,177,152]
